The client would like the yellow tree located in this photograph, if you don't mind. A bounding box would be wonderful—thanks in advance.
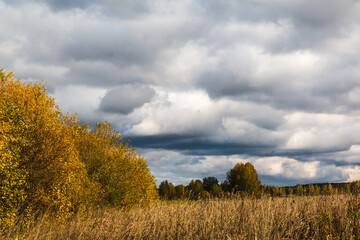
[227,162,261,195]
[0,71,29,226]
[77,122,158,208]
[0,69,158,228]
[0,70,93,225]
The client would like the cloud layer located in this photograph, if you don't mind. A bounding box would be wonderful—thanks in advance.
[2,0,360,185]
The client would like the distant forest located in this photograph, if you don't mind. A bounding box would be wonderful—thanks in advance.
[158,162,360,200]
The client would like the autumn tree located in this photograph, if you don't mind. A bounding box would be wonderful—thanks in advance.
[175,184,186,199]
[286,187,293,195]
[343,183,351,194]
[210,184,223,197]
[78,122,158,207]
[220,181,231,192]
[187,180,203,199]
[201,190,211,199]
[0,70,93,225]
[158,180,176,200]
[0,69,158,227]
[294,184,304,196]
[227,162,261,195]
[351,181,360,194]
[203,176,218,192]
[308,184,316,195]
[320,184,335,195]
[279,187,286,197]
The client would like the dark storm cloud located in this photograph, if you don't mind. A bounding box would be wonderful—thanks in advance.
[128,133,353,157]
[99,84,155,114]
[127,133,280,156]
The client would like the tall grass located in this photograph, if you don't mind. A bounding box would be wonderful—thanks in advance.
[2,194,360,239]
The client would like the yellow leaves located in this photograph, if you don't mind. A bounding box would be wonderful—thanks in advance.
[0,69,158,228]
[0,69,87,226]
[77,121,158,208]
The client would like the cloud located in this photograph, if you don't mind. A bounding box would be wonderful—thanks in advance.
[53,85,107,124]
[99,84,155,115]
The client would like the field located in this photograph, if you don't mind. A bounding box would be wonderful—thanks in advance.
[2,194,360,240]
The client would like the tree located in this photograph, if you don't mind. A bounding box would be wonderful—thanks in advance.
[343,183,351,194]
[271,186,280,197]
[226,162,261,194]
[211,184,223,197]
[308,184,315,196]
[0,70,93,225]
[220,181,232,192]
[0,69,158,227]
[159,181,170,200]
[175,185,185,199]
[321,184,329,195]
[294,184,304,196]
[327,184,335,195]
[168,183,176,200]
[187,180,203,199]
[279,187,286,197]
[201,190,211,199]
[78,122,158,207]
[203,176,218,192]
[351,181,360,194]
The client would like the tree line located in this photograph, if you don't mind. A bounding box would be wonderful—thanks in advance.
[0,70,158,228]
[158,162,360,200]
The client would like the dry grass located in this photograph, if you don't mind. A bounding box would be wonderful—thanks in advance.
[2,194,360,240]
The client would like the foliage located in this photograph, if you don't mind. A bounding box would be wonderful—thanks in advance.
[175,185,186,199]
[351,181,360,194]
[158,180,176,200]
[0,69,158,227]
[202,176,218,192]
[210,184,223,197]
[227,162,261,194]
[78,122,158,208]
[187,180,203,199]
[0,70,91,225]
[294,184,304,196]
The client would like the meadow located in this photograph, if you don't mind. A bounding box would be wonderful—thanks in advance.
[2,194,360,240]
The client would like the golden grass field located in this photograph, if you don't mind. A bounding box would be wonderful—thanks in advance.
[2,194,360,240]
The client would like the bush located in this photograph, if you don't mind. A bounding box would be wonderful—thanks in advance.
[0,70,158,227]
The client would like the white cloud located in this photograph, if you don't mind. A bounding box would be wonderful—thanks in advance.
[282,112,360,151]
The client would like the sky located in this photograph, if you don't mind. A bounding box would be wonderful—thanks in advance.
[1,0,360,186]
